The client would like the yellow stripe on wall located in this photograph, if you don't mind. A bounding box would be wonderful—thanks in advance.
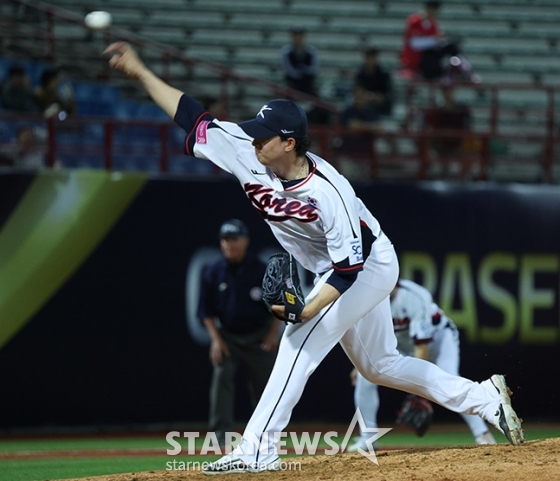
[0,170,148,349]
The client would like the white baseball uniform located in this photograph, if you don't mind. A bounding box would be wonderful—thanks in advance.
[174,95,505,464]
[354,279,493,446]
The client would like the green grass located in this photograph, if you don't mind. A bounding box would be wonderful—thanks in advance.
[0,437,172,453]
[0,457,167,481]
[0,425,557,481]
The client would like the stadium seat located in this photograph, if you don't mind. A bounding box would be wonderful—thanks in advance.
[135,103,169,120]
[113,155,160,172]
[168,155,215,174]
[113,100,141,120]
[0,58,11,81]
[57,152,104,169]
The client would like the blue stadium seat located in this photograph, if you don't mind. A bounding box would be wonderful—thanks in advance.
[0,58,12,82]
[73,83,120,116]
[73,82,120,103]
[113,124,161,146]
[113,155,160,172]
[114,100,141,119]
[0,121,18,143]
[72,82,99,101]
[97,85,120,103]
[168,155,215,174]
[57,153,104,169]
[170,126,186,146]
[83,124,104,143]
[76,100,116,117]
[56,130,82,145]
[135,102,169,120]
[30,63,51,87]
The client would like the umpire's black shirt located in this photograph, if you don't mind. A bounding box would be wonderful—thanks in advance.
[198,253,270,334]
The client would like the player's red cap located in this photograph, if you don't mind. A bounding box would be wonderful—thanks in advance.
[238,99,308,140]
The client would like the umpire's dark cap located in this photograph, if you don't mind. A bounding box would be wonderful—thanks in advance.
[219,219,249,239]
[238,99,308,140]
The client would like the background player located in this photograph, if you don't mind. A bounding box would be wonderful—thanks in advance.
[104,41,523,474]
[199,219,281,449]
[348,279,496,452]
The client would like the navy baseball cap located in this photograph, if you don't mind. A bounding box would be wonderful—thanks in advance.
[238,99,308,140]
[219,219,249,239]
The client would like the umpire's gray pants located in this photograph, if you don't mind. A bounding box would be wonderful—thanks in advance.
[209,325,277,446]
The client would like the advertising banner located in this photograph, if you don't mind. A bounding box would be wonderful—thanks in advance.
[0,172,558,429]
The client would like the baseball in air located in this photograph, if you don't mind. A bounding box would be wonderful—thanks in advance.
[84,11,112,30]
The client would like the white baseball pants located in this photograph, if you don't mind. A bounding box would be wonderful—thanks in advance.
[235,234,502,464]
[354,326,491,442]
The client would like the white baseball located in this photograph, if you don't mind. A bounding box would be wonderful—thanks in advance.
[84,11,112,30]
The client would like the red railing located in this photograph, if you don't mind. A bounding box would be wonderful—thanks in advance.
[402,80,560,181]
[2,111,558,181]
[405,81,558,136]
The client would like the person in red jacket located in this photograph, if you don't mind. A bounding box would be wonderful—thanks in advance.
[401,1,473,81]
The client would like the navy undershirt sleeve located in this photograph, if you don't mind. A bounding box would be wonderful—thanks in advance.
[325,270,359,295]
[173,94,213,132]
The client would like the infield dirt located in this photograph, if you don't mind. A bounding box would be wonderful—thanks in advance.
[62,437,560,481]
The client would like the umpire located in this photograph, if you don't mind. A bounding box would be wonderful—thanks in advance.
[198,219,281,448]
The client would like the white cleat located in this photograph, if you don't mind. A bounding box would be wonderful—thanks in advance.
[202,452,281,475]
[475,431,497,445]
[489,374,524,446]
[346,436,377,453]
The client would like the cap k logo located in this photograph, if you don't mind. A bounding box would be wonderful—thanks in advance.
[258,105,272,118]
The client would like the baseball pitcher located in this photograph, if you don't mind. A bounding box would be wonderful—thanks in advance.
[104,42,524,475]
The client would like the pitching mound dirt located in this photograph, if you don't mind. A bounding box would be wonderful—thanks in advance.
[62,438,559,481]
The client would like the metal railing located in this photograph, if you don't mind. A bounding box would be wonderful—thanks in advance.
[5,0,339,118]
[1,111,557,182]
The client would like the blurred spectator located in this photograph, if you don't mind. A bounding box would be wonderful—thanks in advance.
[0,126,45,169]
[280,27,319,96]
[400,1,476,82]
[423,86,477,158]
[0,64,38,112]
[335,84,380,165]
[342,85,380,132]
[200,95,227,121]
[306,103,332,126]
[34,66,75,117]
[10,2,43,22]
[333,85,380,179]
[355,47,394,117]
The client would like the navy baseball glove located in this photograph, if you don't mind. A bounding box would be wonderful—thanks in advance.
[396,394,434,437]
[262,252,305,324]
